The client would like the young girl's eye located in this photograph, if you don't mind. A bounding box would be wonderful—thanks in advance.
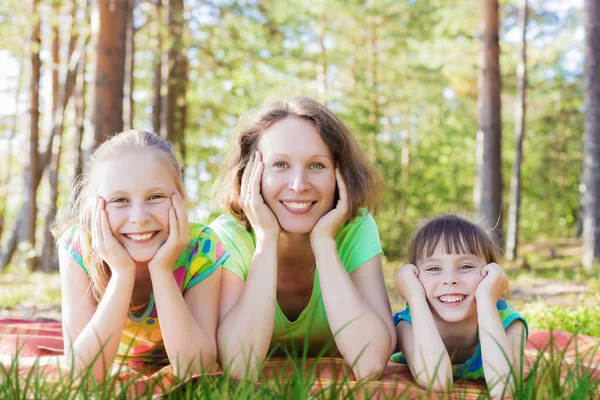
[425,266,441,272]
[309,163,325,170]
[459,264,475,270]
[273,161,287,168]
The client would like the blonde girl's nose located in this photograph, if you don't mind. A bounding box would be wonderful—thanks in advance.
[129,204,151,223]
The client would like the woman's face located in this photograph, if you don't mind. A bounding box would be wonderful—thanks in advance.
[257,116,336,234]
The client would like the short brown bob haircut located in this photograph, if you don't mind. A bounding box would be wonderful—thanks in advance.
[408,215,499,265]
[215,96,383,230]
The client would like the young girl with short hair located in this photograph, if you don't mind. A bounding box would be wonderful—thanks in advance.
[56,130,227,382]
[392,215,527,398]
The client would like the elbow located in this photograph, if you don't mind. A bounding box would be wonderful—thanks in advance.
[353,355,388,381]
[416,377,452,393]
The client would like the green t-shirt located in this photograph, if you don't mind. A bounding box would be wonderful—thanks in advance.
[209,210,383,355]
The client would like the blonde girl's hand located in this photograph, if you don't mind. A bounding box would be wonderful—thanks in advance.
[239,151,280,241]
[149,192,190,272]
[91,197,136,277]
[394,263,427,306]
[310,169,349,241]
[475,263,508,303]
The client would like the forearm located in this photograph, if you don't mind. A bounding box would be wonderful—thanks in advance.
[313,238,391,380]
[70,273,134,382]
[217,239,278,379]
[477,299,516,397]
[150,269,217,378]
[406,299,453,391]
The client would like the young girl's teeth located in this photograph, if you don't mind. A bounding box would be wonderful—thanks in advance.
[126,232,154,241]
[283,201,312,209]
[439,295,466,303]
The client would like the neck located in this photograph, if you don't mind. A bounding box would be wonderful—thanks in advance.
[277,231,315,272]
[435,312,480,350]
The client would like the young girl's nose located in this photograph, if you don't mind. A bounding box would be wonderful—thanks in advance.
[442,271,459,285]
[288,168,310,192]
[129,204,150,224]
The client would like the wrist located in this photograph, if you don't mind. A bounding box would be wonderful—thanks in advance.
[310,235,336,250]
[476,294,498,309]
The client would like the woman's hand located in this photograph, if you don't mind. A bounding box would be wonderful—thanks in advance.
[239,151,280,241]
[91,197,136,277]
[310,169,349,242]
[394,263,427,306]
[148,192,190,272]
[475,263,508,303]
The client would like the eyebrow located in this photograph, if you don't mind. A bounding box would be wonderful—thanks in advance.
[105,186,171,196]
[268,153,334,160]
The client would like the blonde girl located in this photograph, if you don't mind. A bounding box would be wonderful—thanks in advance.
[56,130,227,382]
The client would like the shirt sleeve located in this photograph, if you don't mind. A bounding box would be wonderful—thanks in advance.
[209,215,254,281]
[183,225,230,292]
[56,225,88,274]
[337,211,383,274]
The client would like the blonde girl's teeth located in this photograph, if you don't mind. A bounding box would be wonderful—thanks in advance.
[127,232,154,240]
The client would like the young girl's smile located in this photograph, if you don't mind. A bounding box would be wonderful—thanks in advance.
[258,116,336,234]
[417,241,486,323]
[94,149,178,263]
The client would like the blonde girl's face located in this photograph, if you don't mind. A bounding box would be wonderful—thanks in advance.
[93,149,180,264]
[416,240,487,323]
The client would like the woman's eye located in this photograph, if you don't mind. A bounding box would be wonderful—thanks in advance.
[309,163,325,170]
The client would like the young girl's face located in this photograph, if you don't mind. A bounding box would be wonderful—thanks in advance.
[416,240,487,323]
[93,149,179,264]
[257,116,336,234]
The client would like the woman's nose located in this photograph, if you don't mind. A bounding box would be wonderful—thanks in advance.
[289,168,310,192]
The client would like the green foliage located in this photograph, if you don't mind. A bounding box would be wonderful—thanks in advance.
[520,298,600,338]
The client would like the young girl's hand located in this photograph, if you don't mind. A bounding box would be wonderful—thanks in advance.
[311,169,349,241]
[475,263,508,303]
[394,264,427,306]
[92,197,136,276]
[148,192,190,272]
[240,151,280,241]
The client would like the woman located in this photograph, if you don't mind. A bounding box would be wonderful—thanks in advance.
[210,96,395,380]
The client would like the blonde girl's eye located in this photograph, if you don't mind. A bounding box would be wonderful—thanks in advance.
[113,197,128,204]
[148,194,166,201]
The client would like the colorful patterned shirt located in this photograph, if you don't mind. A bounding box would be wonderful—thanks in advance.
[57,223,228,365]
[391,299,528,380]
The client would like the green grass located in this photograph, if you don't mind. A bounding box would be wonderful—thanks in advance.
[1,336,599,399]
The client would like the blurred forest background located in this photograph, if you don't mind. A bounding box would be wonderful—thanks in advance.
[0,0,599,329]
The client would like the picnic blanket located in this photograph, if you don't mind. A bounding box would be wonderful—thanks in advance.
[1,319,599,398]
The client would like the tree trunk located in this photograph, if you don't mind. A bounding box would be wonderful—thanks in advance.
[123,0,135,130]
[41,0,80,273]
[93,0,129,147]
[477,0,503,246]
[22,0,42,271]
[506,0,528,261]
[582,0,600,269]
[161,0,187,159]
[152,0,163,134]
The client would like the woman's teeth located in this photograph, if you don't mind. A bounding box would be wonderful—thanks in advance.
[439,295,466,303]
[125,232,155,241]
[282,201,313,209]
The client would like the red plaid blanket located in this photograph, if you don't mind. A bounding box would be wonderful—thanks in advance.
[1,319,599,398]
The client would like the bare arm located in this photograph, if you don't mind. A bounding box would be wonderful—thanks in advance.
[59,247,134,383]
[478,299,526,398]
[314,243,395,380]
[216,237,278,380]
[394,264,453,391]
[151,266,221,378]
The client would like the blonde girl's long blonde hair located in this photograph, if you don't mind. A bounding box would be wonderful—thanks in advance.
[54,130,189,307]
